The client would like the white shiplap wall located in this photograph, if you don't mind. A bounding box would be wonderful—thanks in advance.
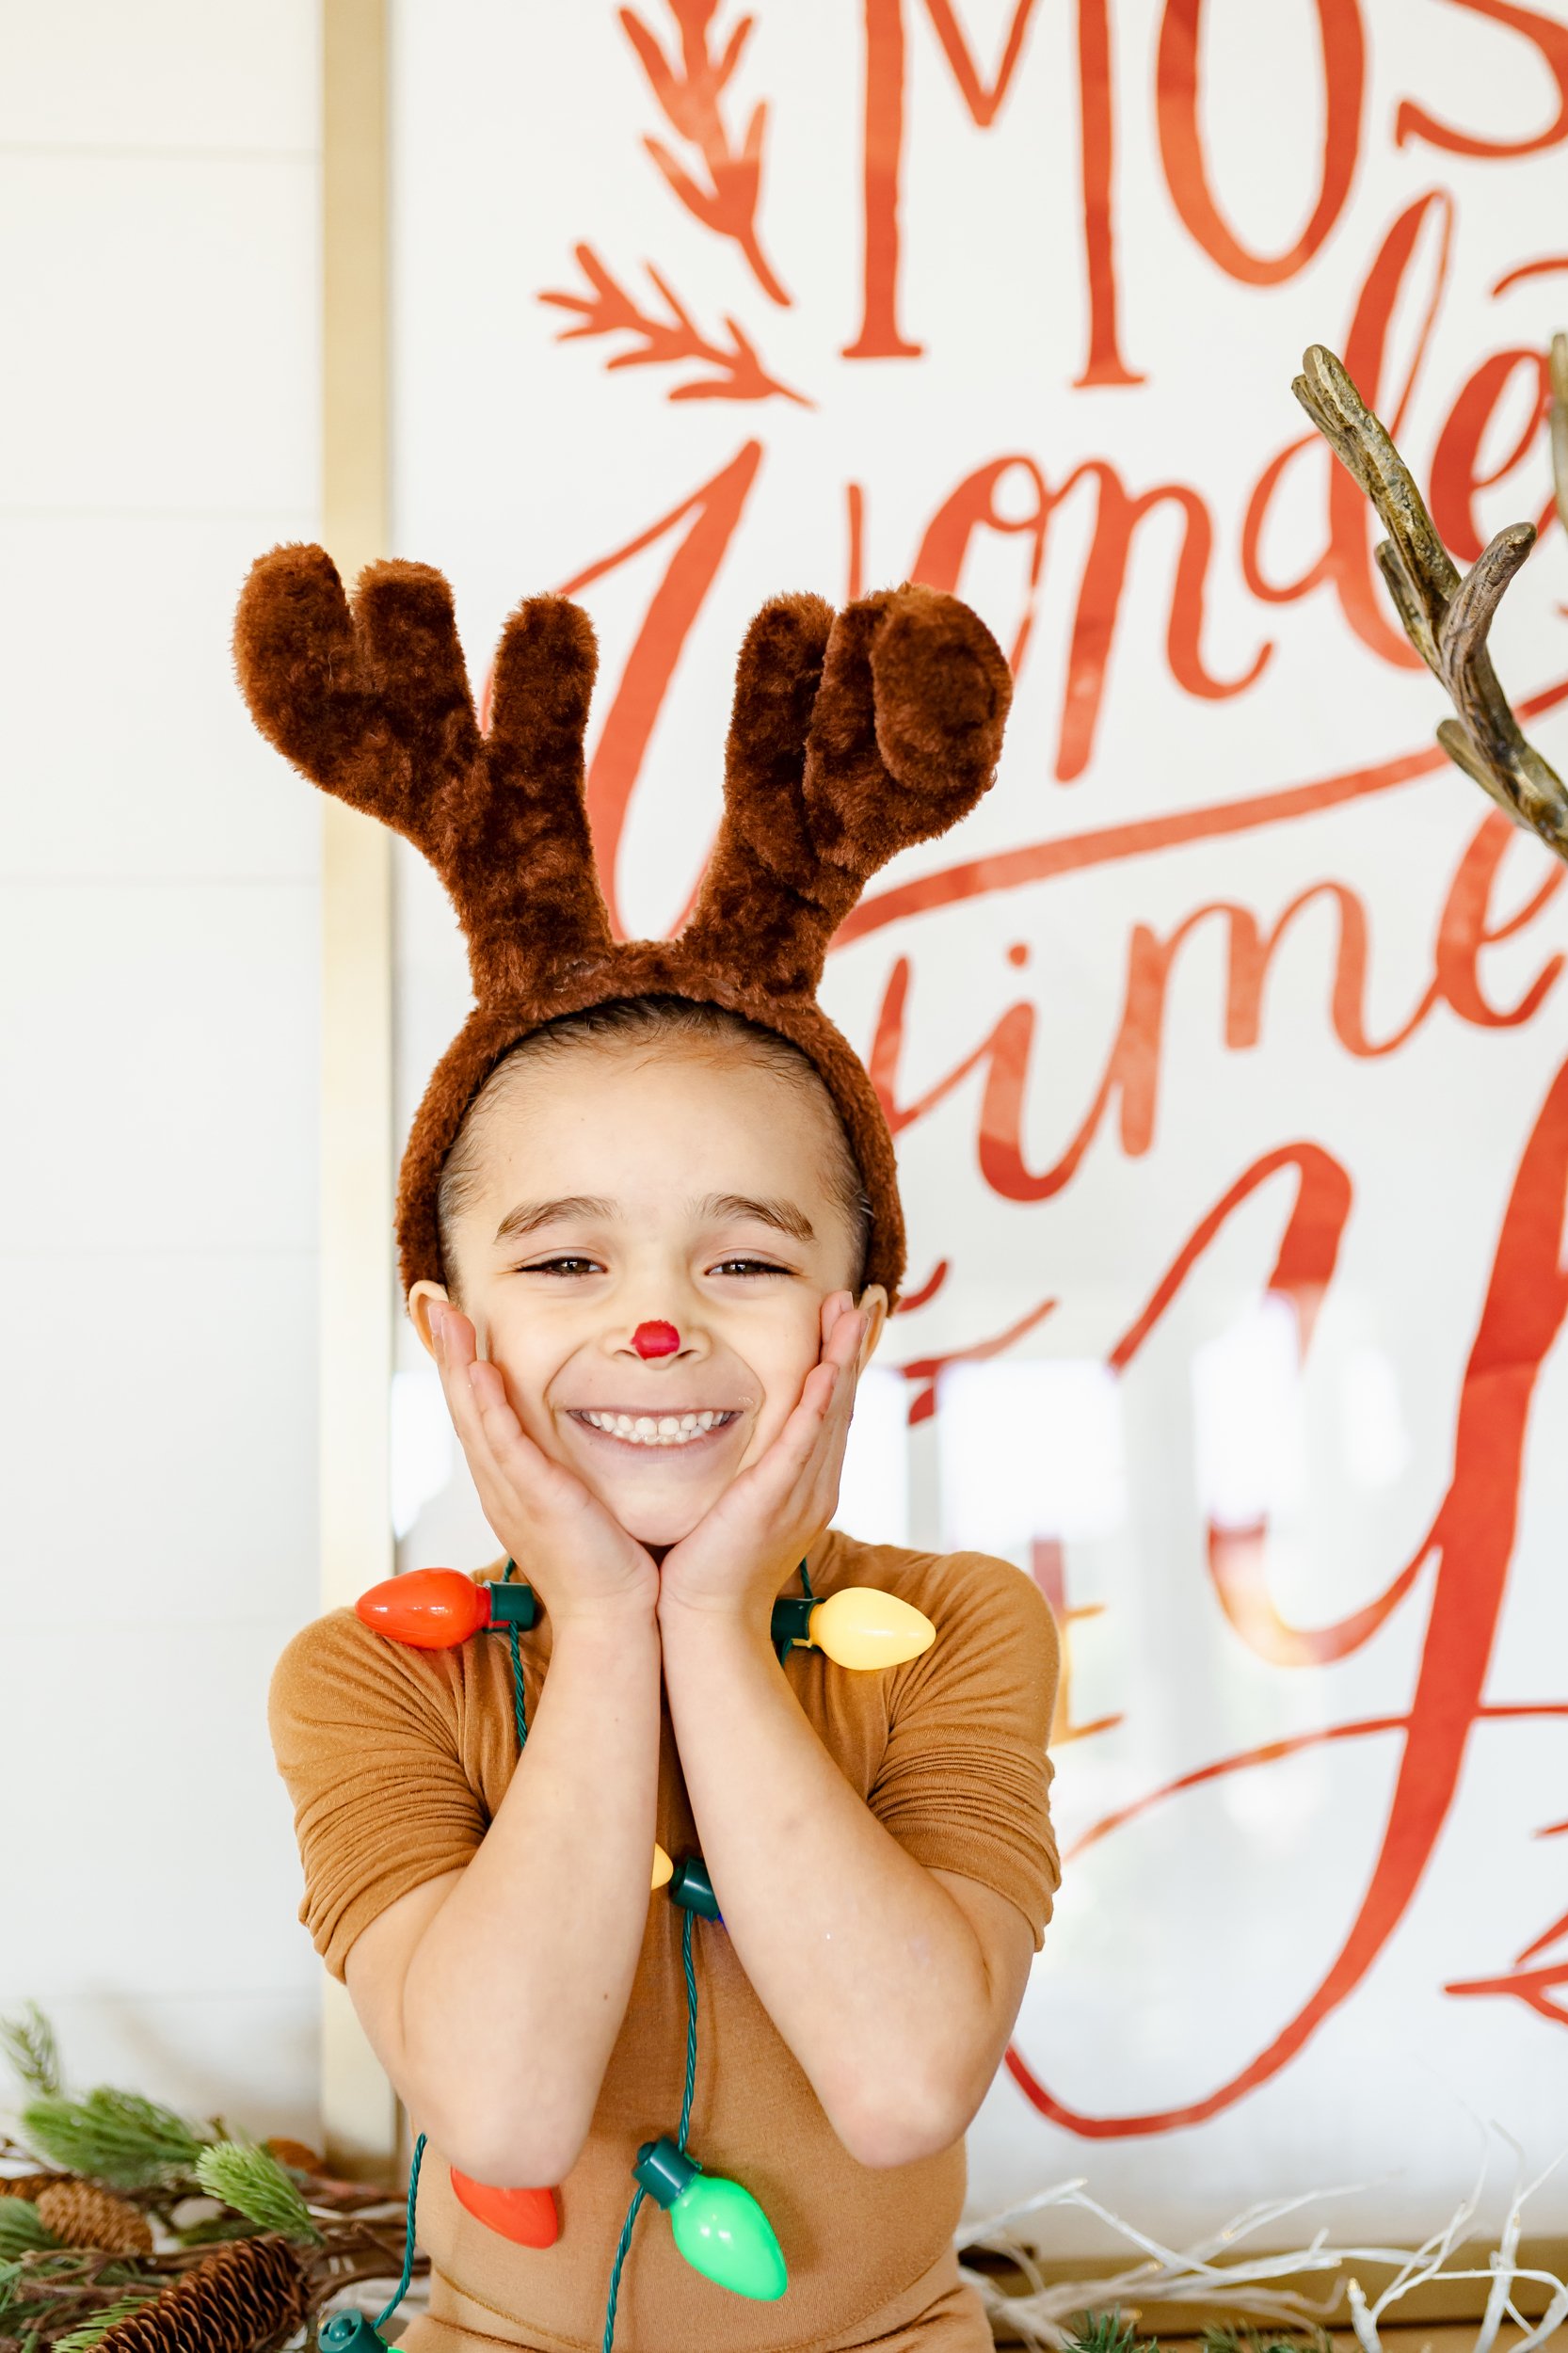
[0,0,325,2140]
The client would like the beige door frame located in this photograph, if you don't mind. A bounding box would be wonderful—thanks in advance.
[319,0,399,2176]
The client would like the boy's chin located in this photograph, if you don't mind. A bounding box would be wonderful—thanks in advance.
[590,1471,718,1550]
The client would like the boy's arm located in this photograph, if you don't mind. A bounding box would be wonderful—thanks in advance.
[344,1608,661,2189]
[657,1294,1051,2170]
[658,1604,1035,2169]
[343,1305,664,2188]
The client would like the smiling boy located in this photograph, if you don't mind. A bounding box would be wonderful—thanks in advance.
[251,558,1061,2351]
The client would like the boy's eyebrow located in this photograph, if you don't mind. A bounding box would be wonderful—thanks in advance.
[700,1192,815,1242]
[493,1194,616,1243]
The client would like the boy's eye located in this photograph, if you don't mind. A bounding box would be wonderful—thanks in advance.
[517,1255,604,1277]
[709,1256,792,1278]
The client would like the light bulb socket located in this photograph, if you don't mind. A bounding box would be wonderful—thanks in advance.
[668,1855,722,1921]
[634,2135,700,2209]
[317,2314,391,2352]
[484,1580,539,1630]
[769,1596,816,1651]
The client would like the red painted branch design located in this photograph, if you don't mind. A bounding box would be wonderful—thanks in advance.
[620,0,791,304]
[540,244,808,407]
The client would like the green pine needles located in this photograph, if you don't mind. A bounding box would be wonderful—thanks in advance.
[49,2292,159,2352]
[1058,2323,1336,2353]
[18,2089,209,2192]
[0,2202,57,2261]
[0,2006,61,2100]
[193,2143,323,2245]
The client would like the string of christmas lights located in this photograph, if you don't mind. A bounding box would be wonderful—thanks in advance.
[346,1555,936,2348]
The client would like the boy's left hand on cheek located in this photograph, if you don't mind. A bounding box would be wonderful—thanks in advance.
[656,1290,869,1633]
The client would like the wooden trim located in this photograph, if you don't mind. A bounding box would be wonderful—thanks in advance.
[319,0,398,2177]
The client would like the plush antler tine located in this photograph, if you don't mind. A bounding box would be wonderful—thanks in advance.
[234,546,478,849]
[234,544,376,794]
[1294,342,1568,863]
[452,594,614,992]
[351,560,481,777]
[680,592,837,990]
[802,583,1012,881]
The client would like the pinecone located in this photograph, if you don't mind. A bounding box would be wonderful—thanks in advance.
[36,2177,153,2255]
[95,2235,310,2352]
[0,2170,70,2201]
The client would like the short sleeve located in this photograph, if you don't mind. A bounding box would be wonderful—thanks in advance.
[268,1609,489,1980]
[866,1554,1061,1948]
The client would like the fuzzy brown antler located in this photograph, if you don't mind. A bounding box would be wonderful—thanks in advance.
[684,582,1012,993]
[233,545,613,996]
[1292,344,1568,859]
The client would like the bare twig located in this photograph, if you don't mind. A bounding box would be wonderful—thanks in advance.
[1292,343,1568,861]
[539,243,808,406]
[959,2147,1568,2352]
[619,0,790,303]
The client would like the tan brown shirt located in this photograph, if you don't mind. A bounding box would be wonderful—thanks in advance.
[269,1530,1061,2352]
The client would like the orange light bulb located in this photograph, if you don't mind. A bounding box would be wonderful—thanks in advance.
[449,2169,558,2249]
[357,1571,539,1649]
[357,1568,488,1647]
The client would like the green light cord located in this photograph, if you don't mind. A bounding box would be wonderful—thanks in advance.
[374,2129,425,2332]
[600,2179,647,2353]
[508,1620,528,1751]
[602,1907,701,2350]
[798,1555,814,1603]
[677,1908,697,2151]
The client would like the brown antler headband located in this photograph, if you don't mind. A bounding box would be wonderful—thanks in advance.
[234,550,1013,1302]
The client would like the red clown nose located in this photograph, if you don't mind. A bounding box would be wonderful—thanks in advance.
[632,1321,680,1358]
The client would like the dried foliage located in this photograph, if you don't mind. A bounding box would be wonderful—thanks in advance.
[540,243,808,405]
[1293,342,1568,859]
[619,0,789,303]
[961,2138,1568,2351]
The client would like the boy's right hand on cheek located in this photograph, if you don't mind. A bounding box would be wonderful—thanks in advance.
[428,1304,660,1629]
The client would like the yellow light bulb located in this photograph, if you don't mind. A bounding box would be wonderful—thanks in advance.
[808,1587,936,1670]
[651,1843,674,1891]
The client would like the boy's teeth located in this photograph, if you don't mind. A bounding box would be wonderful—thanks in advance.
[580,1408,729,1448]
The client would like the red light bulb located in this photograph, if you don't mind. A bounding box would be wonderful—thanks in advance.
[450,2169,558,2249]
[356,1568,487,1648]
[632,1320,680,1358]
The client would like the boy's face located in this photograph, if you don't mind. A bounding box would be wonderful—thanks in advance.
[410,1043,882,1547]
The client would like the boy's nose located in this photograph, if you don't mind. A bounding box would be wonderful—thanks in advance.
[631,1320,681,1359]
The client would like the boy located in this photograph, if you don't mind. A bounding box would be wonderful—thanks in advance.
[250,554,1061,2351]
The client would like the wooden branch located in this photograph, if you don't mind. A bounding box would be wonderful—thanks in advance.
[1292,342,1568,862]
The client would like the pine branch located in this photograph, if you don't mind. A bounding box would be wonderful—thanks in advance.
[193,2146,323,2247]
[0,2014,60,2103]
[0,2214,54,2265]
[19,2095,207,2194]
[51,2293,159,2352]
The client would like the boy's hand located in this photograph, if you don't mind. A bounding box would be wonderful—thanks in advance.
[656,1291,869,1631]
[430,1304,660,1628]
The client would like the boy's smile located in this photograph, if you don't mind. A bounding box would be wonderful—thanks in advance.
[410,1034,882,1548]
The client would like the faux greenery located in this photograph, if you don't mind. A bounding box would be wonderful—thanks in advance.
[0,2014,60,2104]
[0,2212,55,2265]
[17,2094,208,2193]
[193,2144,323,2246]
[0,2007,427,2352]
[48,2294,157,2352]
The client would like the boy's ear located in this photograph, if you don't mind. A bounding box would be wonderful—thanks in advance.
[856,1284,889,1366]
[408,1279,451,1357]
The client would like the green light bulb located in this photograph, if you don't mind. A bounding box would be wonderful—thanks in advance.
[633,2137,787,2301]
